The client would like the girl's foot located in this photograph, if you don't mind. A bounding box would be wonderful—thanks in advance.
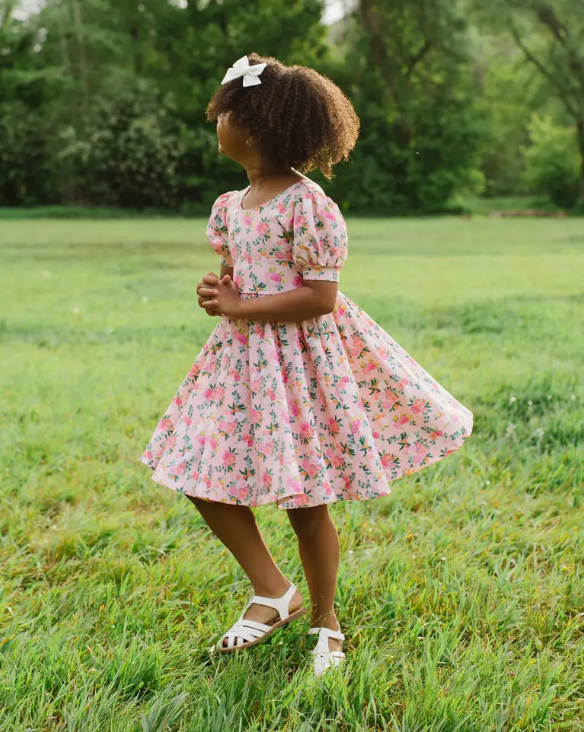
[308,613,345,676]
[218,582,306,652]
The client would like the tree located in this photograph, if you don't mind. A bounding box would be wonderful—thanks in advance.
[471,0,584,206]
[319,0,484,213]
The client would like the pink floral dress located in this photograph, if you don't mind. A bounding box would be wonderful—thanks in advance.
[140,178,473,509]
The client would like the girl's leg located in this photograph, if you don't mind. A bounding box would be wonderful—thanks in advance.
[186,497,303,635]
[286,504,342,651]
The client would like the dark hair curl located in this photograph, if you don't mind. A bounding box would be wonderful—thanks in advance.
[206,53,360,179]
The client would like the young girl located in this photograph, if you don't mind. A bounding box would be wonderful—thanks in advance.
[141,54,473,676]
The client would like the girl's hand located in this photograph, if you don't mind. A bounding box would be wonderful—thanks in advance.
[197,272,220,317]
[200,274,241,318]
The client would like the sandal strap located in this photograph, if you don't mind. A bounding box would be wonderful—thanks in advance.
[246,582,297,622]
[307,626,345,642]
[219,618,272,650]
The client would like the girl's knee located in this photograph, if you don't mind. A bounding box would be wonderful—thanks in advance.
[287,504,329,540]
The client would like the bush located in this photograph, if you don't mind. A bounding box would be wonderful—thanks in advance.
[522,115,580,209]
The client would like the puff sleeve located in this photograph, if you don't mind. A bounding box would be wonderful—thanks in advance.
[206,191,236,266]
[291,188,348,282]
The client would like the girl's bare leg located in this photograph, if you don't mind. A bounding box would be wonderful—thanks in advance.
[186,497,303,639]
[287,504,342,651]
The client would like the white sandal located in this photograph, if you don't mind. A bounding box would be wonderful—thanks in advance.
[308,624,346,676]
[217,583,307,653]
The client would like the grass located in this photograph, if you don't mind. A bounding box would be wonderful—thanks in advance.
[1,216,583,731]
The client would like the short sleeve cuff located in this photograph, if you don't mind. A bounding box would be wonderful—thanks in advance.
[301,265,340,282]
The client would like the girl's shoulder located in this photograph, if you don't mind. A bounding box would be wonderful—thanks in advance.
[212,189,241,210]
[290,177,340,210]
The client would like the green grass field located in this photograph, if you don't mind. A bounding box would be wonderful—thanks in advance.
[1,217,583,731]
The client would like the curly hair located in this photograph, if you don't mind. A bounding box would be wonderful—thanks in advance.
[206,54,360,180]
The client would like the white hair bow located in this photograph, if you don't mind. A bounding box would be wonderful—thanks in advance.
[221,56,267,87]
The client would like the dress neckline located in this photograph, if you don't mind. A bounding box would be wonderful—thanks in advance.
[239,179,306,212]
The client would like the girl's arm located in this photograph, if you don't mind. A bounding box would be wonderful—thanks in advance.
[202,276,338,321]
[236,280,337,320]
[220,262,234,280]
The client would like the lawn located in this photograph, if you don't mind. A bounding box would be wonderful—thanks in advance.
[1,216,583,731]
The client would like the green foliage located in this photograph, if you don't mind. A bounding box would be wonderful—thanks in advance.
[522,114,580,209]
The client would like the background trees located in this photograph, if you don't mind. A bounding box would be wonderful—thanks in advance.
[0,0,581,211]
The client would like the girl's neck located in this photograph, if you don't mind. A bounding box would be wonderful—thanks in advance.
[246,164,297,187]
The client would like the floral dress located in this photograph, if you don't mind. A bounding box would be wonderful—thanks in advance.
[140,178,473,509]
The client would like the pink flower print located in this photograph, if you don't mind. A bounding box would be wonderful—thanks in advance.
[291,402,301,418]
[393,413,410,428]
[204,387,213,401]
[325,446,335,459]
[292,275,303,288]
[350,419,361,434]
[188,363,200,379]
[277,202,287,215]
[252,409,262,423]
[294,214,307,229]
[242,433,253,447]
[397,378,409,390]
[158,418,173,431]
[322,481,333,496]
[167,436,176,450]
[332,454,344,469]
[216,387,225,401]
[348,335,365,358]
[411,398,425,415]
[143,450,153,461]
[328,418,340,436]
[293,493,311,507]
[262,472,273,488]
[234,274,244,288]
[183,417,192,427]
[202,475,212,489]
[336,306,346,316]
[209,437,218,451]
[429,429,443,440]
[301,456,320,478]
[255,325,265,338]
[223,451,236,468]
[174,397,183,407]
[196,434,206,447]
[190,468,199,481]
[251,379,262,393]
[381,453,394,469]
[373,430,380,439]
[364,360,377,372]
[300,422,315,441]
[286,477,303,493]
[268,272,282,283]
[266,388,276,401]
[324,208,336,221]
[207,355,217,372]
[256,222,270,236]
[229,368,241,382]
[264,438,275,456]
[235,332,248,345]
[244,252,253,264]
[383,390,399,410]
[409,443,428,466]
[231,479,250,501]
[275,250,288,261]
[175,460,187,476]
[244,215,252,227]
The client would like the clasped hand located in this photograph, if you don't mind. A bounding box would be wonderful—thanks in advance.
[196,272,242,318]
